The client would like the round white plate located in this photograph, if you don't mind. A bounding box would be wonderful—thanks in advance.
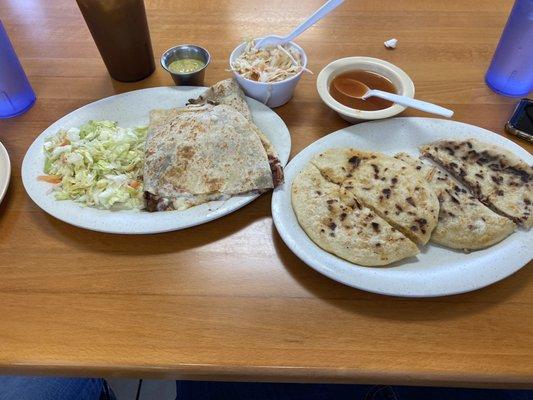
[0,141,10,205]
[22,86,291,234]
[272,117,532,297]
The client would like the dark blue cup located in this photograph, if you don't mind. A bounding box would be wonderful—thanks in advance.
[0,20,36,119]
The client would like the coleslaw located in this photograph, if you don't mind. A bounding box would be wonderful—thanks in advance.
[231,39,307,83]
[41,120,147,210]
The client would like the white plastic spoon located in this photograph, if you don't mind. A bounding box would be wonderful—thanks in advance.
[255,0,345,49]
[334,77,454,118]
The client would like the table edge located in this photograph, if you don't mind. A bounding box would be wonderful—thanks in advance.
[0,363,531,389]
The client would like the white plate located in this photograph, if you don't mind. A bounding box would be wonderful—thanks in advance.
[22,86,291,234]
[272,117,532,297]
[0,141,10,205]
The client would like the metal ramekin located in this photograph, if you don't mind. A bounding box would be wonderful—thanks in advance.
[161,44,211,86]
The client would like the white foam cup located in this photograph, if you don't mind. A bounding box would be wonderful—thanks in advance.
[229,40,307,108]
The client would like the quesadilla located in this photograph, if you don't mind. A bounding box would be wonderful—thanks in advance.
[144,79,284,212]
[188,78,283,186]
[144,103,275,211]
[188,78,253,120]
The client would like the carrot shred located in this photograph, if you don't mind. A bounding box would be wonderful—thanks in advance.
[38,175,62,184]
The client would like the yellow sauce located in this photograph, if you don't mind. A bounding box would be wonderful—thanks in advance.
[168,58,205,74]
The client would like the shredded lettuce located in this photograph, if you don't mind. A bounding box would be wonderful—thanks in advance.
[231,39,307,83]
[42,120,147,210]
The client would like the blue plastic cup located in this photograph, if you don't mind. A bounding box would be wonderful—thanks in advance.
[485,0,533,97]
[0,20,36,119]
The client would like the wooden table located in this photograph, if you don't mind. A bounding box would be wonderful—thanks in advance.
[0,0,532,389]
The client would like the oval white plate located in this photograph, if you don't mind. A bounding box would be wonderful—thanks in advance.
[0,141,10,205]
[272,117,532,297]
[22,86,291,234]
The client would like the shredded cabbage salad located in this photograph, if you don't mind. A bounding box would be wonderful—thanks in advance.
[41,120,147,210]
[231,39,307,83]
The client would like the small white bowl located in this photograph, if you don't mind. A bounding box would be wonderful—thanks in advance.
[229,40,307,108]
[317,57,415,123]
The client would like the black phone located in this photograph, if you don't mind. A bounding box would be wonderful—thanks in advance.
[505,98,533,143]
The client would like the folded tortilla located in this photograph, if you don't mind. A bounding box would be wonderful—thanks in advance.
[144,79,284,212]
[144,103,274,211]
[188,78,283,186]
[188,78,253,120]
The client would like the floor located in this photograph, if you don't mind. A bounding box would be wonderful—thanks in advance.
[107,378,176,400]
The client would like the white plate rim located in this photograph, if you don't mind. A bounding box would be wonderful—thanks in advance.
[0,141,11,205]
[22,86,291,234]
[272,117,532,297]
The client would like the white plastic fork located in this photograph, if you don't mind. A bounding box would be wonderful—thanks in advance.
[255,0,345,49]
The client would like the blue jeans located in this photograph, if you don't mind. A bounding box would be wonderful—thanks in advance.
[176,381,533,400]
[1,377,532,399]
[0,376,103,400]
